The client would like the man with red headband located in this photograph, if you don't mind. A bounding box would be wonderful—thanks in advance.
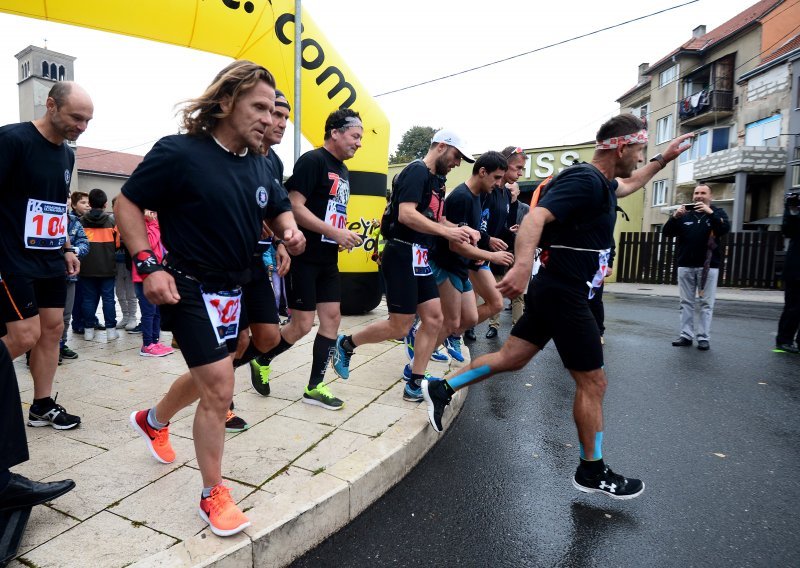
[422,114,692,500]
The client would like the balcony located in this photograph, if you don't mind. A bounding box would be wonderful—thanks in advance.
[693,146,787,182]
[678,89,734,127]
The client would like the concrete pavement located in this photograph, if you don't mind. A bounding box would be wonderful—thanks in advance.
[7,305,469,568]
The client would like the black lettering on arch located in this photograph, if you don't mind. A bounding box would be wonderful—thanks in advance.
[316,66,357,109]
[300,38,324,70]
[275,13,303,44]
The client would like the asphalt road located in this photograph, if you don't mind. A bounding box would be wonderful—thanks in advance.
[291,293,799,568]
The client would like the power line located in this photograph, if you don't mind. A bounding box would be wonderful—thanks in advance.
[374,0,700,98]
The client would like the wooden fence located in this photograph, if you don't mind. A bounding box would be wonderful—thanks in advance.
[616,231,784,289]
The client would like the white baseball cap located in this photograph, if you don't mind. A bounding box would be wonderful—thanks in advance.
[431,129,475,163]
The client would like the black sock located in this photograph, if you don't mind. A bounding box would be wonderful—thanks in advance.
[411,373,424,388]
[308,334,335,390]
[578,458,605,476]
[341,335,356,353]
[0,469,10,491]
[32,397,54,410]
[443,380,455,395]
[255,337,293,367]
[233,339,263,368]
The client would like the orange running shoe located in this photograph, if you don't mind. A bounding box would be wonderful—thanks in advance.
[199,484,251,536]
[129,409,176,464]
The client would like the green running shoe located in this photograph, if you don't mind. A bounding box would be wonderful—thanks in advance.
[302,384,344,411]
[249,359,272,396]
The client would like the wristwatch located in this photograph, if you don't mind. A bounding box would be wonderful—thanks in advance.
[63,247,77,254]
[649,153,667,169]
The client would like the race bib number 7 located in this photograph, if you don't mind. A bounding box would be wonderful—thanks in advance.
[201,288,242,345]
[24,199,67,250]
[322,199,347,244]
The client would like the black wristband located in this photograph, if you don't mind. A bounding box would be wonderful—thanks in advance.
[273,238,285,247]
[133,249,164,276]
[63,247,77,254]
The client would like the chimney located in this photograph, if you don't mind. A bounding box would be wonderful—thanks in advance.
[693,25,706,38]
[638,63,649,83]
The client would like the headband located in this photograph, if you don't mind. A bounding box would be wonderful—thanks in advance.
[275,99,291,111]
[330,116,363,130]
[596,129,648,149]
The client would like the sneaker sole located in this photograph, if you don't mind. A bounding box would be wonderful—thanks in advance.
[225,425,250,433]
[420,381,442,432]
[571,477,645,500]
[402,393,423,403]
[198,508,251,537]
[139,351,169,357]
[447,352,465,363]
[302,397,343,411]
[129,411,174,464]
[27,418,80,430]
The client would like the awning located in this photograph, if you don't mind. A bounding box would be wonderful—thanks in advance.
[748,216,783,225]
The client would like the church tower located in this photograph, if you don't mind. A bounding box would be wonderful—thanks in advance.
[14,45,76,122]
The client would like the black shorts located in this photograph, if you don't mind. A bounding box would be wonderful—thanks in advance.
[239,265,279,329]
[510,271,603,372]
[159,271,239,368]
[0,273,67,322]
[382,241,439,314]
[285,258,341,311]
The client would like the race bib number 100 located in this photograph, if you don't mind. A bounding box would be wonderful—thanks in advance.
[321,199,347,244]
[24,199,67,250]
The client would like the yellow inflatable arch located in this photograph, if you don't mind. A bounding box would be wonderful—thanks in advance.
[0,0,389,314]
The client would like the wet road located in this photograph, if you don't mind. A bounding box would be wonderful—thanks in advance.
[291,294,800,568]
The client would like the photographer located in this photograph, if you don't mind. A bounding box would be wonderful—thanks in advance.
[775,191,800,354]
[663,184,730,350]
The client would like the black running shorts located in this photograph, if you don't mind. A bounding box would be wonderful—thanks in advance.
[239,264,279,330]
[285,258,341,311]
[0,273,67,322]
[381,241,439,314]
[511,271,603,372]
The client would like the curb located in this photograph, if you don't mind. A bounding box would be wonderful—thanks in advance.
[130,386,469,567]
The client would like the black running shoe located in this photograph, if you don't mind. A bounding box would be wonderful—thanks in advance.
[28,395,81,430]
[572,464,644,500]
[60,345,79,360]
[421,379,452,433]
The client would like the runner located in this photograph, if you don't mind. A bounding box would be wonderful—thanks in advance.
[422,115,693,500]
[117,61,303,536]
[331,129,476,401]
[0,81,93,431]
[247,108,363,410]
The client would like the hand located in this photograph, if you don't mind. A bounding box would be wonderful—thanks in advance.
[695,202,713,215]
[282,228,306,256]
[489,237,508,252]
[663,132,695,162]
[143,271,180,305]
[490,250,514,267]
[445,226,473,244]
[497,263,531,298]
[509,224,520,234]
[64,252,80,276]
[275,243,291,277]
[261,220,274,240]
[333,228,363,250]
[605,266,613,277]
[466,227,480,245]
[674,205,688,218]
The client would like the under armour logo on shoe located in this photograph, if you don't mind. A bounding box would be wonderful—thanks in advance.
[599,481,617,492]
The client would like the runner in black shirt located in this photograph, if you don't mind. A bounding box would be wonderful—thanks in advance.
[332,129,476,402]
[247,109,363,411]
[117,61,303,538]
[0,81,91,514]
[0,81,93,434]
[423,114,693,501]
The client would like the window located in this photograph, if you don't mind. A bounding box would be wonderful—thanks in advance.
[679,127,730,163]
[656,115,673,144]
[651,224,664,233]
[652,180,668,206]
[745,115,781,147]
[791,147,800,189]
[50,63,57,79]
[659,65,677,87]
[58,65,65,81]
[41,61,49,77]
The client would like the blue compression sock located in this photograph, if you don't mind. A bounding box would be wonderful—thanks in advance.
[579,431,603,460]
[446,364,491,390]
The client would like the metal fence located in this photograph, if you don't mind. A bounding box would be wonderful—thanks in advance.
[616,231,784,289]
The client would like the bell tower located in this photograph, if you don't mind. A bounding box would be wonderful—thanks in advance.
[14,45,76,122]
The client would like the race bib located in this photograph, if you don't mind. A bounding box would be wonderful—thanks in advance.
[24,199,67,250]
[586,249,611,299]
[201,288,242,345]
[321,199,347,244]
[412,244,431,276]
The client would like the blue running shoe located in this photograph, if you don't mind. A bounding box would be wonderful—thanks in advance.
[403,381,424,402]
[430,347,450,363]
[332,334,351,379]
[444,335,465,363]
[402,363,442,383]
[404,322,417,362]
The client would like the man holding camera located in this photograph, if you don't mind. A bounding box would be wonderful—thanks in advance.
[774,192,800,354]
[663,184,730,350]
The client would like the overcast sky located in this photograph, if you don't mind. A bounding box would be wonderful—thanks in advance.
[0,0,762,170]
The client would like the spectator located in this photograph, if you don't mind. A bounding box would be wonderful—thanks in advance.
[80,188,119,341]
[60,192,90,361]
[69,192,92,335]
[775,192,800,354]
[112,196,139,332]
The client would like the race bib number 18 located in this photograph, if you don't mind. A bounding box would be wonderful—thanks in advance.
[24,199,67,250]
[201,288,242,345]
[322,199,347,244]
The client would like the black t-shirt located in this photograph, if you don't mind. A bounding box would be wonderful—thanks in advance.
[388,160,446,249]
[121,135,291,276]
[285,147,350,263]
[0,122,75,277]
[480,185,511,239]
[537,164,618,283]
[254,149,290,256]
[432,183,481,279]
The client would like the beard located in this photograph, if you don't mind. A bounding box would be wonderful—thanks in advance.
[434,154,451,176]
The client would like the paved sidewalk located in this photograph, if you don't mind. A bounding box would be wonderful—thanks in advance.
[8,305,469,568]
[605,282,783,304]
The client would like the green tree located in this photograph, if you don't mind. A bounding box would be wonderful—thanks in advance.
[389,125,438,164]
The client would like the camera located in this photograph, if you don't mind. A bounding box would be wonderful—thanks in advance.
[682,202,698,211]
[786,191,800,208]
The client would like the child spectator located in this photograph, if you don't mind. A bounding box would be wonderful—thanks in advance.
[61,191,90,360]
[80,188,119,341]
[111,196,139,332]
[132,210,174,357]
